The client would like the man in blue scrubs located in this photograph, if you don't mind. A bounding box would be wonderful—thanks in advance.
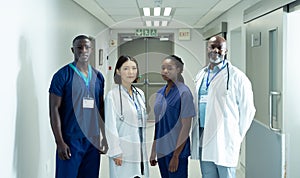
[49,35,107,178]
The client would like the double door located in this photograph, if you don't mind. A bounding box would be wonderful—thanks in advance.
[118,35,174,120]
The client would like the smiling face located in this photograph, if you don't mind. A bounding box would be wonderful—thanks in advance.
[117,60,138,86]
[207,36,227,64]
[160,58,180,82]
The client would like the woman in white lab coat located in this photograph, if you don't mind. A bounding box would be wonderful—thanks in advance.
[105,55,149,178]
[191,35,256,178]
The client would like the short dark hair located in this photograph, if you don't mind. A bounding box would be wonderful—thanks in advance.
[114,55,140,84]
[72,35,91,46]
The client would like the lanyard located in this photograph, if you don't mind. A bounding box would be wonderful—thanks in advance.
[118,85,142,121]
[69,63,92,96]
[206,61,227,90]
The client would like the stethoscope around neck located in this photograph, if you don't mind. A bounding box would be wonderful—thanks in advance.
[206,60,230,91]
[118,84,143,121]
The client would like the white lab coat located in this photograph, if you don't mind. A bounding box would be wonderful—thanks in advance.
[105,85,149,178]
[191,61,256,167]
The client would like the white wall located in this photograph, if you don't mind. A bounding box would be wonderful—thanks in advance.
[0,0,107,178]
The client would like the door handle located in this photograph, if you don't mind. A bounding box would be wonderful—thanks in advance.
[269,91,281,132]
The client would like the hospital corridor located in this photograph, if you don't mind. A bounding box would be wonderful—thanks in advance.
[1,0,300,177]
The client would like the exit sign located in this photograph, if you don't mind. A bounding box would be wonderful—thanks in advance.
[178,28,191,40]
[135,29,158,37]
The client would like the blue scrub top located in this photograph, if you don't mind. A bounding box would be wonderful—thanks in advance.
[154,82,196,158]
[49,62,105,140]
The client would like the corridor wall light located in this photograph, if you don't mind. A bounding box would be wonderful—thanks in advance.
[160,37,169,41]
[123,37,133,41]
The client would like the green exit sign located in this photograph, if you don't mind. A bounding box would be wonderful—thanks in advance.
[135,29,158,37]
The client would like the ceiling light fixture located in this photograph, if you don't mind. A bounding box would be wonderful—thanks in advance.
[154,21,160,27]
[143,7,150,16]
[146,21,152,27]
[161,21,168,26]
[154,7,161,16]
[163,7,172,16]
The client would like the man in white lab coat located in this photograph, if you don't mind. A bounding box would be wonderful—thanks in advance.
[191,35,256,178]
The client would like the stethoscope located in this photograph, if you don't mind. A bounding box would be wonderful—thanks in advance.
[118,84,143,121]
[206,60,230,91]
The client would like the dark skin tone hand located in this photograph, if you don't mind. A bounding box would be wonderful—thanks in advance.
[49,38,107,160]
[49,93,71,160]
[150,61,192,172]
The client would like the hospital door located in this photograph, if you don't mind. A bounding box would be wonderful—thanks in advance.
[118,36,174,120]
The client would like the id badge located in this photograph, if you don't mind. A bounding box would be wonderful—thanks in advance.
[200,95,208,103]
[83,97,94,108]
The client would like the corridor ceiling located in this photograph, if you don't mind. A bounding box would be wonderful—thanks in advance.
[73,0,241,29]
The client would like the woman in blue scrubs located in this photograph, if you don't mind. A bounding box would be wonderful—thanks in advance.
[150,55,196,178]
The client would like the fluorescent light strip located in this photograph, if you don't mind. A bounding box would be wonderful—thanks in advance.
[154,21,160,27]
[154,7,161,16]
[163,7,172,16]
[143,7,150,16]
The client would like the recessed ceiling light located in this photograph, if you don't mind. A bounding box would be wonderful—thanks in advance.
[161,21,168,26]
[143,7,150,16]
[154,21,160,27]
[154,7,161,16]
[163,7,172,16]
[146,21,152,27]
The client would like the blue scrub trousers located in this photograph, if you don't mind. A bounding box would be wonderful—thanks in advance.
[199,128,236,178]
[157,156,188,178]
[55,137,100,178]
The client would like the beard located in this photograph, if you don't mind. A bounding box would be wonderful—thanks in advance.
[209,52,224,64]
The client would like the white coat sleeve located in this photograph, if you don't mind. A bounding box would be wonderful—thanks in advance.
[238,75,256,139]
[105,92,123,157]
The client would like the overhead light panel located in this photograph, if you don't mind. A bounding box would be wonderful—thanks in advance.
[163,7,172,16]
[161,21,168,26]
[154,7,161,16]
[143,7,150,16]
[154,21,160,27]
[146,21,152,27]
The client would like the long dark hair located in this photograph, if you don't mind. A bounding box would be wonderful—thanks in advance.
[113,55,140,84]
[164,55,185,83]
